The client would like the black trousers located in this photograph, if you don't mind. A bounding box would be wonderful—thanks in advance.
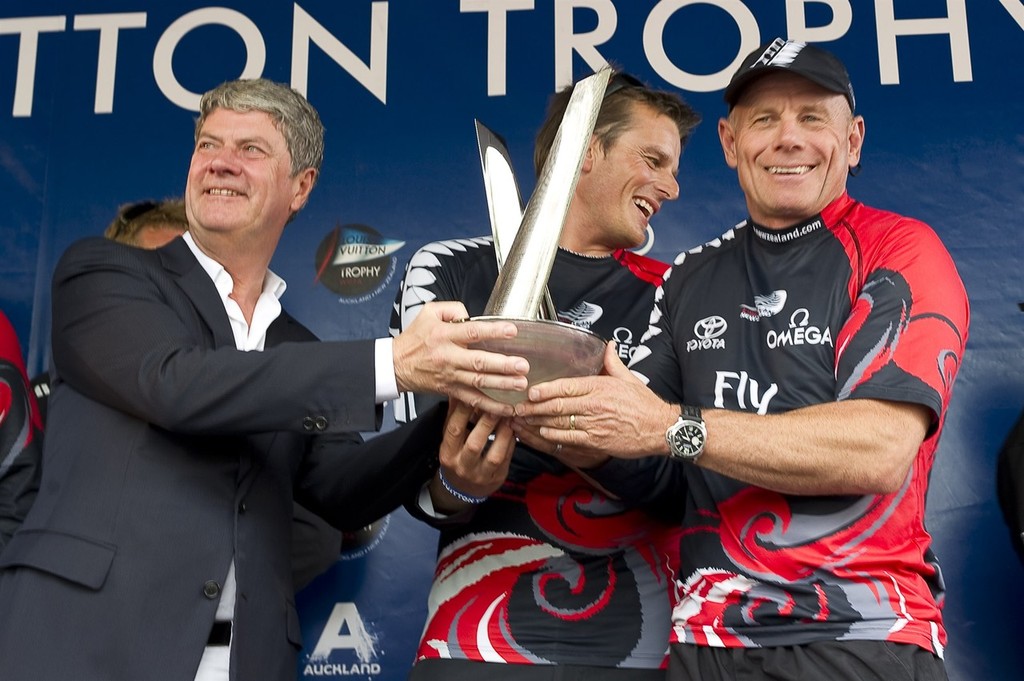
[668,640,948,681]
[409,659,666,681]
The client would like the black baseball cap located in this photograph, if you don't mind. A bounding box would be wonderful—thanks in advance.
[723,38,855,112]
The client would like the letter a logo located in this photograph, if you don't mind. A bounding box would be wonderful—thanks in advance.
[310,602,378,663]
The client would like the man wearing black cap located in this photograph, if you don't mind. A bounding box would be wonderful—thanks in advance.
[515,39,969,680]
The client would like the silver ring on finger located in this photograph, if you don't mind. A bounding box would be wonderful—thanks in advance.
[554,444,562,455]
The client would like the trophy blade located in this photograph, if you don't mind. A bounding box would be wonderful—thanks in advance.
[473,120,557,320]
[473,120,522,270]
[484,67,612,318]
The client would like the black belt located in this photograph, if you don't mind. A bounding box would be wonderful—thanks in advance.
[207,621,232,646]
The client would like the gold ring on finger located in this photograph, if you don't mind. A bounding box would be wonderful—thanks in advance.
[569,414,576,431]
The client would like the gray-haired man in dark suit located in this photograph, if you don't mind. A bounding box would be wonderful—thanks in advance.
[0,78,526,681]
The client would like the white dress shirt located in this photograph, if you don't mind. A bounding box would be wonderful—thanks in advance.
[182,233,397,679]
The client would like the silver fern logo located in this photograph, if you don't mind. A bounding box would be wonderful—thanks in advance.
[752,37,805,70]
[740,290,788,322]
[559,301,603,329]
[768,40,805,68]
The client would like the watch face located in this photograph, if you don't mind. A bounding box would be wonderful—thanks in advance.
[673,425,704,454]
[669,419,706,459]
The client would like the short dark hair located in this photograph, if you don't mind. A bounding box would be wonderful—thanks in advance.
[533,70,701,177]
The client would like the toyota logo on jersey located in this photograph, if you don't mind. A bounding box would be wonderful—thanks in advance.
[687,315,727,352]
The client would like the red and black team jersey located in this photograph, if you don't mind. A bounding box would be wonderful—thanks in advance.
[0,312,44,552]
[390,237,678,670]
[629,193,969,655]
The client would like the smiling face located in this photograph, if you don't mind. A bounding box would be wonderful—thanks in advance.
[185,108,316,254]
[718,71,864,229]
[570,102,683,251]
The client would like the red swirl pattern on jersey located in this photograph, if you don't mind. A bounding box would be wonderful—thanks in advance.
[416,468,678,665]
[391,238,678,669]
[629,193,968,655]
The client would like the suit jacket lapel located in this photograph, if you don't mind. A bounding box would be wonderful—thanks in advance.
[157,239,311,492]
[157,237,236,349]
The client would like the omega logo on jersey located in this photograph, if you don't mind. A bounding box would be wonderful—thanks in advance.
[613,327,638,361]
[686,315,727,352]
[740,290,788,322]
[765,308,834,350]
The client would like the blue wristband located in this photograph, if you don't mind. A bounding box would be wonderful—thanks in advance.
[437,468,488,505]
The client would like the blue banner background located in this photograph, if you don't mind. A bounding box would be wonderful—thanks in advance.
[2,2,1022,679]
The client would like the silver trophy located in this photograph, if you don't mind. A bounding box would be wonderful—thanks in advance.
[470,68,612,403]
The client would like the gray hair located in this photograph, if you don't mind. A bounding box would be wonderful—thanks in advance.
[194,78,324,178]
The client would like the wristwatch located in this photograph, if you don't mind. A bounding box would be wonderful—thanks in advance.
[665,405,707,462]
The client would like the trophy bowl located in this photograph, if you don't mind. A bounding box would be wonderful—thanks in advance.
[469,316,607,404]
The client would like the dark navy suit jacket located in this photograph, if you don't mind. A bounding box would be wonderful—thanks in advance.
[0,237,442,680]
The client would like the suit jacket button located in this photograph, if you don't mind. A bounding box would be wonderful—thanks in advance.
[238,501,247,513]
[314,416,328,431]
[302,417,315,431]
[203,580,221,599]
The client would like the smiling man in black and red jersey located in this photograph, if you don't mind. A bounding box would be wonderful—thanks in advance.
[515,39,969,681]
[391,71,701,680]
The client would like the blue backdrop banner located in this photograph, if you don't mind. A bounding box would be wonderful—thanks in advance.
[2,2,1022,680]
